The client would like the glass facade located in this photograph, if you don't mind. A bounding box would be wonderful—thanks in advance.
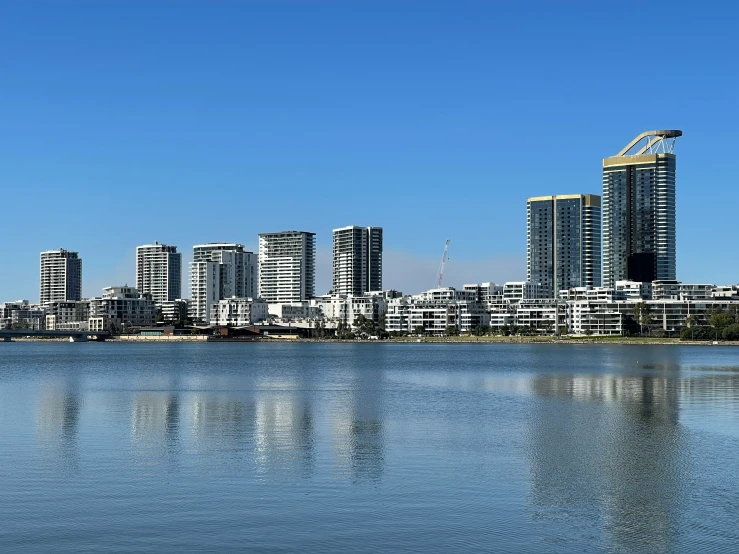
[602,154,676,287]
[527,195,601,298]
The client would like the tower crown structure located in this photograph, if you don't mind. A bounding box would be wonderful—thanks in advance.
[616,130,682,156]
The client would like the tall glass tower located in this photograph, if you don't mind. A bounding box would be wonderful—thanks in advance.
[602,130,681,287]
[332,226,383,296]
[527,194,601,298]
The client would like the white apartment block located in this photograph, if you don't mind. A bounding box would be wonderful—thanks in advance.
[268,302,322,320]
[0,300,45,330]
[332,226,383,296]
[651,280,714,301]
[210,298,268,327]
[160,299,189,323]
[40,249,82,306]
[190,243,256,323]
[309,294,387,328]
[565,299,739,336]
[258,231,315,303]
[44,300,90,330]
[136,242,182,305]
[503,282,541,302]
[615,280,653,300]
[559,287,616,302]
[713,286,739,299]
[88,286,156,329]
[385,287,488,335]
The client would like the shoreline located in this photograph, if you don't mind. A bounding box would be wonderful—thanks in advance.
[4,336,739,346]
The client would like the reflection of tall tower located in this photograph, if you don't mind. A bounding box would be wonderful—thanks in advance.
[190,394,256,459]
[332,346,385,481]
[36,383,81,471]
[131,391,181,467]
[254,392,315,477]
[603,130,681,286]
[526,353,685,552]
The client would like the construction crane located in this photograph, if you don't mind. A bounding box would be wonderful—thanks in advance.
[435,239,450,289]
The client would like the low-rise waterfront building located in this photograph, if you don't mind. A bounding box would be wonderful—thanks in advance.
[44,300,90,330]
[160,299,189,324]
[615,280,652,301]
[210,298,268,327]
[503,282,541,302]
[88,286,157,330]
[0,300,45,330]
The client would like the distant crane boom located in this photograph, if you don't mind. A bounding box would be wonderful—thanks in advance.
[436,239,450,288]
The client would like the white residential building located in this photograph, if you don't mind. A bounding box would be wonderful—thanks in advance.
[258,231,316,303]
[136,242,182,305]
[515,301,564,332]
[0,300,45,330]
[712,286,739,299]
[190,243,256,323]
[44,300,90,330]
[615,280,652,300]
[160,299,189,323]
[88,286,156,330]
[268,302,322,320]
[40,249,82,306]
[503,281,541,302]
[559,287,616,301]
[385,287,488,335]
[210,298,268,327]
[332,226,383,296]
[651,280,714,301]
[309,294,387,328]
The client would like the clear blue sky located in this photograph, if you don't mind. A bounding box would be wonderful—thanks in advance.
[1,1,737,300]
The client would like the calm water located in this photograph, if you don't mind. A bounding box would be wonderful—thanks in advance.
[1,343,738,553]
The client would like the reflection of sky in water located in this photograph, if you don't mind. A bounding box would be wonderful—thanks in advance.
[0,343,738,552]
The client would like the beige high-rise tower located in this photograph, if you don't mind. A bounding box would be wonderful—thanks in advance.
[136,242,182,306]
[40,249,82,306]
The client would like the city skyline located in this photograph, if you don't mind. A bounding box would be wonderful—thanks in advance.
[2,3,738,300]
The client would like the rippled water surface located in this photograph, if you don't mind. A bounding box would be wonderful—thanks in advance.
[1,342,738,553]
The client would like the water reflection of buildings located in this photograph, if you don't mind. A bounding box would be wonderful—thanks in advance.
[185,374,316,478]
[254,391,314,477]
[332,348,385,482]
[527,347,689,552]
[131,392,181,468]
[36,382,81,472]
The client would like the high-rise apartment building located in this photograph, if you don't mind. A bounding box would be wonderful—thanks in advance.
[602,130,680,286]
[189,243,256,323]
[135,242,182,305]
[40,249,82,306]
[258,231,316,303]
[332,226,383,296]
[527,194,601,298]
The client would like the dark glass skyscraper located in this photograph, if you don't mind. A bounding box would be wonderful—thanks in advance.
[602,130,680,287]
[332,226,383,296]
[527,194,601,298]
